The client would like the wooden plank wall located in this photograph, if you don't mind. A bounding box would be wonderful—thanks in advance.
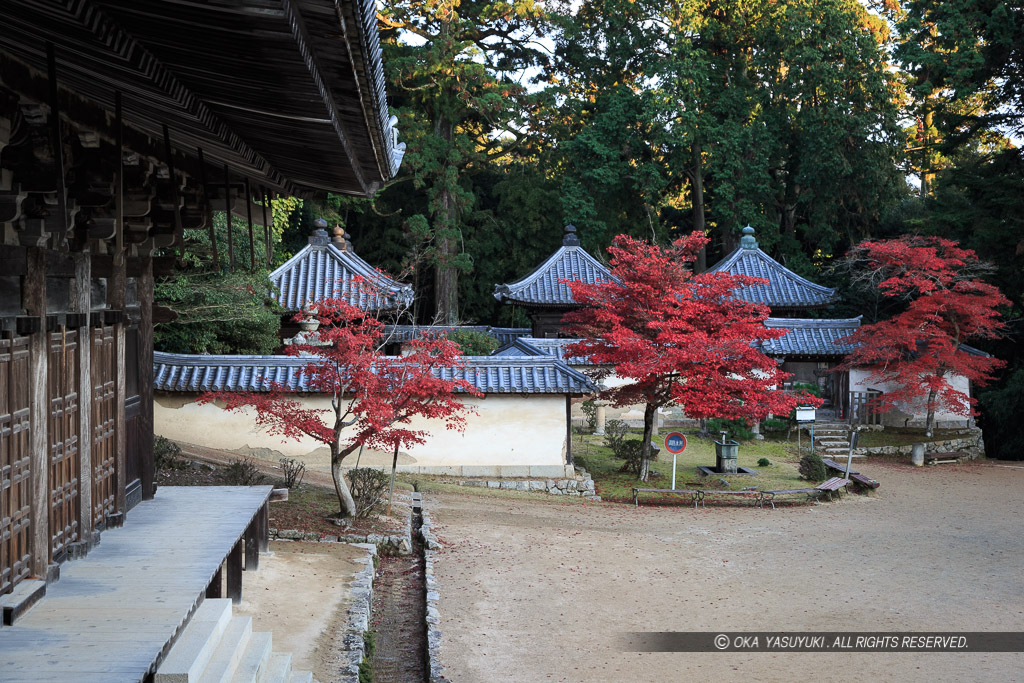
[0,335,32,594]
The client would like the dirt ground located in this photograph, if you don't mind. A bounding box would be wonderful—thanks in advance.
[430,460,1024,682]
[232,541,367,683]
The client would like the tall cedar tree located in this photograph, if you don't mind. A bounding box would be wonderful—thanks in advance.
[200,297,477,517]
[835,236,1008,436]
[563,232,819,481]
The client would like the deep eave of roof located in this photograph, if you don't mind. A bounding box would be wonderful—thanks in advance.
[153,351,597,395]
[708,228,835,309]
[0,0,402,196]
[762,317,861,356]
[270,233,413,312]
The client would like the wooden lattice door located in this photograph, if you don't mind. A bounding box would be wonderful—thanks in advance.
[48,328,80,560]
[0,336,32,595]
[91,326,117,527]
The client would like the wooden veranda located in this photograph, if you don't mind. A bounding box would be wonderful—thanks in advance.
[0,486,271,682]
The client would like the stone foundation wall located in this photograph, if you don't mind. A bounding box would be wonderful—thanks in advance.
[853,430,985,459]
[456,467,600,500]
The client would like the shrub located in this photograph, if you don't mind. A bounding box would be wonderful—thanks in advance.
[706,417,754,441]
[154,436,185,472]
[222,456,266,485]
[581,399,597,431]
[358,631,375,683]
[799,453,828,481]
[761,418,790,434]
[757,457,771,467]
[446,329,499,356]
[279,457,306,489]
[617,439,645,476]
[347,468,389,518]
[604,419,629,454]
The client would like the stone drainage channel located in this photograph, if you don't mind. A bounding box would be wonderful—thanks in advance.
[369,492,442,683]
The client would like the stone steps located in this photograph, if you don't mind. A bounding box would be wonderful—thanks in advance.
[156,599,312,683]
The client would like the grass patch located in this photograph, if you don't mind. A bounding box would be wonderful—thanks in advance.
[855,427,969,448]
[573,430,810,505]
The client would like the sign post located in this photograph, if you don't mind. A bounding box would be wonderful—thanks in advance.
[664,432,687,490]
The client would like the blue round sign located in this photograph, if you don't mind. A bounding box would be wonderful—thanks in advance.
[664,432,687,454]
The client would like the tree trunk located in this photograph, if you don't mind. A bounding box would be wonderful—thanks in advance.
[330,445,357,517]
[387,442,399,516]
[433,112,459,325]
[639,403,657,482]
[692,140,706,273]
[924,387,937,438]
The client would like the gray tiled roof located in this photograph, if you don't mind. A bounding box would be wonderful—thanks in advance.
[153,351,595,395]
[383,326,531,345]
[708,227,835,309]
[761,318,860,356]
[269,233,413,312]
[494,228,613,306]
[493,337,593,364]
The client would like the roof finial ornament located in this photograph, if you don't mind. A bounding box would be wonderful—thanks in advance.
[740,225,758,250]
[309,217,330,246]
[563,224,580,247]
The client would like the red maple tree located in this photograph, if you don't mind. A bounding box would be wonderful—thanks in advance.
[836,236,1008,436]
[564,232,818,481]
[201,297,477,517]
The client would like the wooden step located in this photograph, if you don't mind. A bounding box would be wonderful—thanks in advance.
[199,616,252,683]
[259,653,292,683]
[229,630,273,683]
[0,579,46,626]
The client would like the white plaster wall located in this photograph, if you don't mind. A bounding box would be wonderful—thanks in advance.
[849,369,973,426]
[155,392,571,476]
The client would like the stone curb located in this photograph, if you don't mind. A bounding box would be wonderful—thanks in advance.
[416,493,444,683]
[336,542,377,683]
[455,467,601,501]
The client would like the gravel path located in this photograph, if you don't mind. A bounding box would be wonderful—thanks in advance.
[431,460,1024,682]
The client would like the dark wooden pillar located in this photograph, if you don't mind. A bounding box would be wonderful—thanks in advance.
[25,247,49,576]
[73,252,93,542]
[244,518,259,572]
[226,541,242,603]
[109,257,127,515]
[138,257,154,500]
[205,564,223,599]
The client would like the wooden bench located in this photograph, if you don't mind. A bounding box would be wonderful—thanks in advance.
[632,487,702,509]
[757,488,820,509]
[822,459,880,489]
[924,452,961,466]
[700,488,761,507]
[815,476,851,501]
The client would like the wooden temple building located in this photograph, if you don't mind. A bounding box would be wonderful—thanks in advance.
[0,0,400,680]
[493,224,613,338]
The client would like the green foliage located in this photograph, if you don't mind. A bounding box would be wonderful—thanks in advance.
[757,458,772,467]
[347,468,390,518]
[580,400,597,431]
[706,418,755,442]
[445,329,499,356]
[154,269,283,354]
[798,453,828,482]
[979,366,1024,461]
[791,382,823,398]
[154,436,185,472]
[359,631,375,683]
[603,419,630,454]
[762,418,791,434]
[616,439,646,476]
